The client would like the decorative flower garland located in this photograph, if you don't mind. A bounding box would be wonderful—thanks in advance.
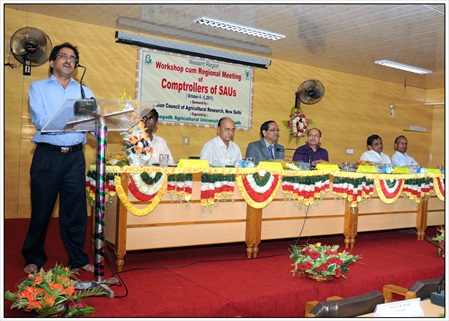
[90,168,444,215]
[332,176,374,208]
[200,173,235,210]
[85,170,117,204]
[374,179,404,204]
[167,174,193,203]
[128,171,165,201]
[236,170,281,208]
[402,177,433,203]
[114,174,167,216]
[283,108,312,144]
[433,176,445,201]
[282,175,330,206]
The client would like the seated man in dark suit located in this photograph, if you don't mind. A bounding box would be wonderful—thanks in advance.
[245,120,284,165]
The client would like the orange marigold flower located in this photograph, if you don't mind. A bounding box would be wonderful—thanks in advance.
[27,300,42,310]
[43,294,56,307]
[33,274,43,285]
[65,285,75,296]
[34,288,44,296]
[49,282,64,291]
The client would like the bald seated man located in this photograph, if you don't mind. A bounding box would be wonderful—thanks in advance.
[200,117,242,167]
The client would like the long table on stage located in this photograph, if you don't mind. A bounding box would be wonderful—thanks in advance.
[87,167,444,272]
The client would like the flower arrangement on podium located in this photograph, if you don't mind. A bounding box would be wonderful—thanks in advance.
[282,107,312,144]
[4,263,106,317]
[122,119,154,166]
[289,243,360,281]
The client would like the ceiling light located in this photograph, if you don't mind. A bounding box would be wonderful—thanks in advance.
[194,17,285,41]
[374,60,432,74]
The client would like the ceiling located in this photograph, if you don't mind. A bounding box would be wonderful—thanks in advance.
[5,3,446,90]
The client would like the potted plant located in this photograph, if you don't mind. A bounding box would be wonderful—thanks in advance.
[427,227,445,258]
[4,263,106,317]
[289,242,360,281]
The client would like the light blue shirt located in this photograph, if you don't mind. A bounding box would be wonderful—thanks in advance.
[29,75,94,146]
[391,151,419,167]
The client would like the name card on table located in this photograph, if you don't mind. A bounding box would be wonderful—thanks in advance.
[393,167,411,174]
[177,159,209,169]
[316,163,340,171]
[357,165,377,173]
[373,298,423,317]
[257,161,284,171]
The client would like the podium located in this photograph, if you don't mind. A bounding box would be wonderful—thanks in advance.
[42,98,156,297]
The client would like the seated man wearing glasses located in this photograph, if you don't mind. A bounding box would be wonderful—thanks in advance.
[200,117,242,167]
[293,128,329,164]
[245,120,284,165]
[127,108,174,166]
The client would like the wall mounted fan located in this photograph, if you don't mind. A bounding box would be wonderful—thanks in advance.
[295,79,325,108]
[10,26,52,75]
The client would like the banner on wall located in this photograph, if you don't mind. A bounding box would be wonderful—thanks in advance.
[137,49,253,129]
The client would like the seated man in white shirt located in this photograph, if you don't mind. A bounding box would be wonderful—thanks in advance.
[360,134,392,164]
[200,117,242,167]
[127,108,175,166]
[391,135,419,167]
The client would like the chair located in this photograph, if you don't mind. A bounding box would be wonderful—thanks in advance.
[383,278,444,303]
[304,290,384,317]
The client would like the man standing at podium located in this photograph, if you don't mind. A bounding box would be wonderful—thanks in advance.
[22,43,94,274]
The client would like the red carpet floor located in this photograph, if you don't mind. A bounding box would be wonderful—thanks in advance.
[2,218,445,318]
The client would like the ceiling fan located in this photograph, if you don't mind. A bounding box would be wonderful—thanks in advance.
[295,79,325,108]
[10,26,52,75]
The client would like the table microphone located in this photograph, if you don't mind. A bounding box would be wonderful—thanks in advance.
[430,275,445,307]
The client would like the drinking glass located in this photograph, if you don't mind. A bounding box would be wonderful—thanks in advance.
[159,154,169,167]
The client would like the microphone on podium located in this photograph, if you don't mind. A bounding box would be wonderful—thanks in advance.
[77,64,87,99]
[73,64,97,116]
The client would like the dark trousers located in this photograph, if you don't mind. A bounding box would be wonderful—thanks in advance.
[22,145,90,269]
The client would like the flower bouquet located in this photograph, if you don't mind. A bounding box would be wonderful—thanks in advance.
[282,107,312,144]
[4,263,106,317]
[427,227,445,257]
[289,243,360,281]
[122,120,153,166]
